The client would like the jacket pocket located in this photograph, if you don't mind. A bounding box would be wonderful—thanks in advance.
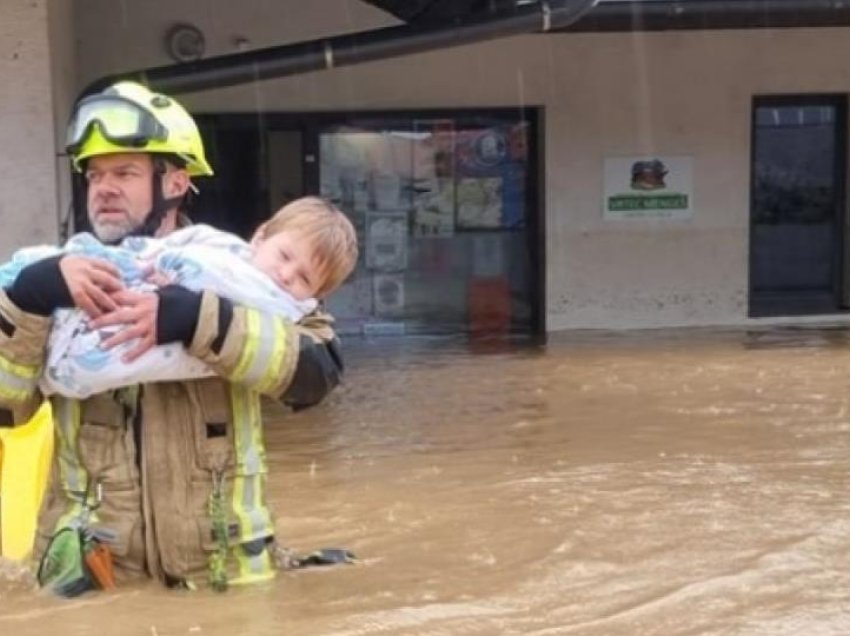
[77,416,138,490]
[89,514,144,578]
[189,378,234,472]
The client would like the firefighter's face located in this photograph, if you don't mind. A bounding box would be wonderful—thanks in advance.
[85,153,187,241]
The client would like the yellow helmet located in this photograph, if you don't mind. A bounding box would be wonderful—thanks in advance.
[66,81,213,177]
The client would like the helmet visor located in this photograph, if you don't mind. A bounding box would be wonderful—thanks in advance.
[66,95,169,155]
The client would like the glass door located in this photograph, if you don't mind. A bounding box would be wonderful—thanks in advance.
[750,96,847,317]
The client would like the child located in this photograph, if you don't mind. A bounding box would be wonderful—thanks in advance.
[0,196,358,398]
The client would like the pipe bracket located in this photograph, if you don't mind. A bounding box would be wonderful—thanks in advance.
[323,40,335,69]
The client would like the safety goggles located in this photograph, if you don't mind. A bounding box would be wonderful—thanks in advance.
[66,94,169,155]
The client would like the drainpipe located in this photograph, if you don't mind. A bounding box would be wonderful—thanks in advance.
[569,0,850,33]
[83,0,598,96]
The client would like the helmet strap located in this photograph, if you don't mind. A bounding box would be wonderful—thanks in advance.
[124,157,184,241]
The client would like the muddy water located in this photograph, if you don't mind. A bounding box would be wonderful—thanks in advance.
[3,327,850,635]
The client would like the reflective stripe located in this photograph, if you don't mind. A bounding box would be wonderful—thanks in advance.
[255,319,288,394]
[51,397,93,530]
[232,547,274,585]
[0,382,33,403]
[0,355,39,400]
[0,369,36,394]
[52,398,87,502]
[0,354,40,379]
[233,310,285,390]
[229,385,273,542]
[232,473,271,539]
[231,311,261,383]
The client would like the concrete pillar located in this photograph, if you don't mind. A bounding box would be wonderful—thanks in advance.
[0,0,69,260]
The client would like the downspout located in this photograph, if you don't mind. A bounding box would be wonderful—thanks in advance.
[569,0,850,33]
[82,0,598,96]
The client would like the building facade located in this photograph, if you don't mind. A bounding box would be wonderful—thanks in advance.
[3,0,850,334]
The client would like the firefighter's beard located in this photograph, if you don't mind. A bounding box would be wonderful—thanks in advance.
[89,210,139,244]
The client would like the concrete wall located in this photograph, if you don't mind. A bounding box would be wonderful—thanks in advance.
[0,0,66,260]
[73,0,396,88]
[48,0,77,235]
[65,3,850,329]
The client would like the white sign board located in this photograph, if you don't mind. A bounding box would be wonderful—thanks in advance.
[603,156,693,220]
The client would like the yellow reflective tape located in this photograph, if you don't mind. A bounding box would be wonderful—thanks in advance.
[229,386,272,536]
[235,312,278,389]
[251,474,273,533]
[256,319,288,394]
[231,549,274,585]
[0,383,31,403]
[53,399,87,499]
[242,445,273,536]
[229,385,275,560]
[231,311,260,383]
[247,391,266,472]
[0,368,36,396]
[0,355,40,379]
[230,384,249,465]
[231,474,253,542]
[0,363,39,399]
[225,384,276,584]
[229,386,253,540]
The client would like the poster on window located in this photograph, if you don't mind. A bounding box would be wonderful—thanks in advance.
[603,156,693,220]
[366,211,408,272]
[409,120,456,237]
[454,127,526,229]
[457,177,503,229]
[413,177,455,237]
[319,129,414,226]
[373,273,405,317]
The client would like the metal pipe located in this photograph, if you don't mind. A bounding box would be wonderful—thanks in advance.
[566,0,850,33]
[84,0,598,96]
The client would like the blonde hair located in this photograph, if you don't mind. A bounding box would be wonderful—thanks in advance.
[255,196,358,298]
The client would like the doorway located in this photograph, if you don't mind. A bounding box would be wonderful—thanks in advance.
[749,96,848,317]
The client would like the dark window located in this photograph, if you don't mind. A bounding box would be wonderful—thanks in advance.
[750,96,847,317]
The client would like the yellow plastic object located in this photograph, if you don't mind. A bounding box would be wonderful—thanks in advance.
[0,402,54,560]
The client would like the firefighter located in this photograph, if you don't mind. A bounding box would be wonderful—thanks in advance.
[0,81,344,591]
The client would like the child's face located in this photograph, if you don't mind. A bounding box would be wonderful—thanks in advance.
[251,229,323,301]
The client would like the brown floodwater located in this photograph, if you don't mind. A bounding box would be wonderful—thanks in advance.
[3,326,850,635]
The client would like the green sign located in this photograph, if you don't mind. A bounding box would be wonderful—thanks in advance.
[607,194,689,211]
[603,156,694,219]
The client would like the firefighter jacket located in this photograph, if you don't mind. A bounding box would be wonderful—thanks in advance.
[0,288,343,587]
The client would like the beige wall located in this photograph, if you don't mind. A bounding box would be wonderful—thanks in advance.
[61,5,850,329]
[73,0,396,88]
[0,0,67,260]
[177,27,850,330]
[48,0,77,233]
